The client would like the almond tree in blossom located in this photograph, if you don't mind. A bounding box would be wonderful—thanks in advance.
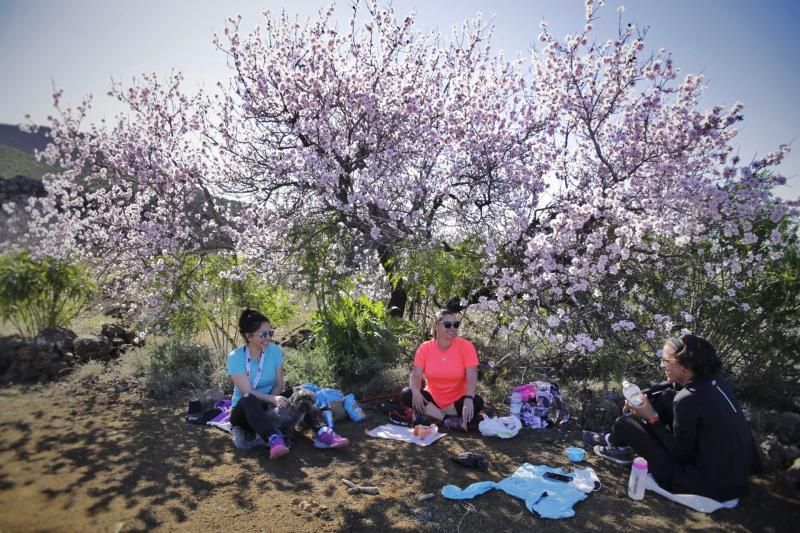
[11,1,795,361]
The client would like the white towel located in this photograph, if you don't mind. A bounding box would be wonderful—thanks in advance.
[645,474,738,513]
[366,424,447,446]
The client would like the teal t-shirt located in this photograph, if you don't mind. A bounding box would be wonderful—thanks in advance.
[227,343,284,407]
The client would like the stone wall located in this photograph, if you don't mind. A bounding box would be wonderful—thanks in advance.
[0,323,140,384]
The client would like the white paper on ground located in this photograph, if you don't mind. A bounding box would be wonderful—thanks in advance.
[645,474,739,513]
[366,423,447,446]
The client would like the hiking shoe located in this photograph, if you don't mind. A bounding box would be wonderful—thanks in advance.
[451,452,490,471]
[232,426,266,450]
[443,415,466,431]
[583,430,611,447]
[268,434,290,459]
[314,427,350,449]
[389,407,415,427]
[593,445,634,465]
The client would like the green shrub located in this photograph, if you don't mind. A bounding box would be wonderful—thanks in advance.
[69,360,107,384]
[311,291,415,389]
[160,253,298,363]
[396,237,485,326]
[0,250,96,337]
[143,338,218,397]
[283,345,337,389]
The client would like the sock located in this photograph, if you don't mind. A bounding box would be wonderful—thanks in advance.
[317,427,329,436]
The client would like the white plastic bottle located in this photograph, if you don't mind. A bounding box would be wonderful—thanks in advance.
[622,380,644,407]
[509,391,522,420]
[628,457,648,500]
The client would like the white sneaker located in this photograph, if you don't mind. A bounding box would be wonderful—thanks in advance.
[231,426,266,449]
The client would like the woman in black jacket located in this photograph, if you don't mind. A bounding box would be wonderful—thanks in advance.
[588,334,761,501]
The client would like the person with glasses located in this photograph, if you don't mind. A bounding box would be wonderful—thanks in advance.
[227,308,349,459]
[397,309,485,431]
[585,334,760,501]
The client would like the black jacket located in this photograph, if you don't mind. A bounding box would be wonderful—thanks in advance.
[649,377,759,501]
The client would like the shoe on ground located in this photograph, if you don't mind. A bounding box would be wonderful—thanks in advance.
[451,452,490,471]
[582,430,611,447]
[443,415,466,431]
[232,426,266,450]
[314,427,350,449]
[389,407,425,428]
[268,434,290,459]
[593,444,634,465]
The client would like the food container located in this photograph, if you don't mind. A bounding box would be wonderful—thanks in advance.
[566,447,586,462]
[412,424,438,438]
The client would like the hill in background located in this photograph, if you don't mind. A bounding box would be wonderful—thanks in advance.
[0,124,50,154]
[0,123,54,181]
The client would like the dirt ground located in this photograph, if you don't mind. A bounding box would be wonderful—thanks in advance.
[0,380,798,533]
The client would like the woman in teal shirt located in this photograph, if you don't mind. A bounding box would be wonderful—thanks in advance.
[227,308,349,459]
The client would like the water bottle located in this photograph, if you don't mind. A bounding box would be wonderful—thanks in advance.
[321,409,334,428]
[509,391,522,420]
[622,380,644,407]
[628,457,648,500]
[343,393,368,422]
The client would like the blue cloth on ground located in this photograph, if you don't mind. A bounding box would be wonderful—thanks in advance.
[441,464,588,519]
[301,384,345,409]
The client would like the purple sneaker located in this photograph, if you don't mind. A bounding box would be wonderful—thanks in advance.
[443,415,466,431]
[268,434,290,460]
[314,427,350,449]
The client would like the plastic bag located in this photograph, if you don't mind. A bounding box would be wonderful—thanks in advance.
[478,416,522,438]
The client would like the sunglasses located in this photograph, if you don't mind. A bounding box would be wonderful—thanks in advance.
[440,321,460,329]
[257,329,275,339]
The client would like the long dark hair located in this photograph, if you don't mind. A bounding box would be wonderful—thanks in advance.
[666,334,721,379]
[238,308,269,340]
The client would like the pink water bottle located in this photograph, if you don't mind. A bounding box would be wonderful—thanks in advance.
[628,457,648,500]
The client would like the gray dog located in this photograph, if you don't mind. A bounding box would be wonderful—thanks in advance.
[230,387,318,450]
[265,387,318,446]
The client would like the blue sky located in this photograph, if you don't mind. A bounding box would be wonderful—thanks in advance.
[1,0,798,200]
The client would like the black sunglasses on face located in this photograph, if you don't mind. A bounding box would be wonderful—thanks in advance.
[257,329,275,339]
[440,321,460,329]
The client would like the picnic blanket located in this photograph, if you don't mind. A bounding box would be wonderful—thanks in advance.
[366,423,447,446]
[645,474,739,513]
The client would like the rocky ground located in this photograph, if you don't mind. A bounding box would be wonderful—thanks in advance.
[0,378,798,532]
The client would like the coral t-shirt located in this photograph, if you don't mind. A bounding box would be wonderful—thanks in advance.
[414,337,479,408]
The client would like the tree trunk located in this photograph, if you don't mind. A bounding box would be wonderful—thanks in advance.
[375,241,407,317]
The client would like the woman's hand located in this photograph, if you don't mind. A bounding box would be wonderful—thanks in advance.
[272,395,289,408]
[626,396,657,421]
[462,398,474,429]
[411,389,426,414]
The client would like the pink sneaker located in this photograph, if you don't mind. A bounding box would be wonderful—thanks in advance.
[268,434,290,459]
[314,428,350,449]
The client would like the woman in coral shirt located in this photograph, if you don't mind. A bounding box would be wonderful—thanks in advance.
[400,309,485,431]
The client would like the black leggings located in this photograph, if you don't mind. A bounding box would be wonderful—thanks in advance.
[400,387,485,416]
[609,388,677,488]
[230,393,326,440]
